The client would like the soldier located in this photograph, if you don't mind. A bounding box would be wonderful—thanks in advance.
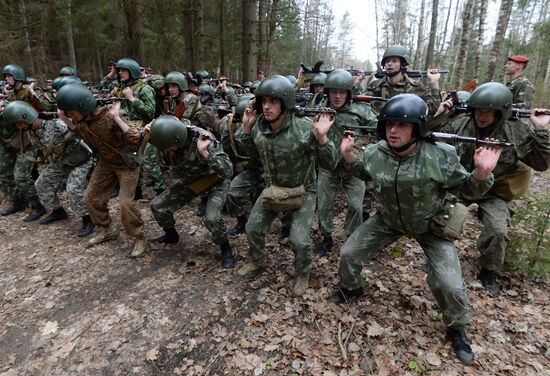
[214,75,238,106]
[366,45,441,115]
[198,83,215,106]
[59,66,77,77]
[56,83,147,257]
[316,69,378,256]
[439,82,550,295]
[235,75,338,297]
[331,94,503,364]
[145,115,236,268]
[504,55,534,109]
[3,101,95,237]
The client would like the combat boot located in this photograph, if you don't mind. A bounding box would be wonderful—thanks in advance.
[197,196,208,217]
[87,224,119,248]
[129,236,148,258]
[447,328,474,365]
[39,207,68,225]
[78,215,95,237]
[330,286,364,304]
[316,234,333,257]
[150,227,179,244]
[293,273,310,297]
[228,215,247,237]
[237,258,267,276]
[23,202,47,222]
[478,267,501,296]
[220,242,236,268]
[0,199,27,216]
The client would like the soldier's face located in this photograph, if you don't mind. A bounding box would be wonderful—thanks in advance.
[262,97,283,122]
[167,83,181,98]
[504,60,523,76]
[15,121,29,130]
[329,89,348,109]
[4,75,15,87]
[384,57,402,73]
[474,109,497,128]
[65,110,84,122]
[313,84,324,94]
[385,121,414,148]
[118,68,130,82]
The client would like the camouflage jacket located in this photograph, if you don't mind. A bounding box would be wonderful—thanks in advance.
[237,112,338,191]
[28,119,88,164]
[366,72,441,116]
[72,107,142,167]
[442,116,550,181]
[219,114,263,171]
[159,123,233,184]
[5,85,54,112]
[505,75,534,109]
[168,93,216,131]
[114,79,156,124]
[346,140,494,234]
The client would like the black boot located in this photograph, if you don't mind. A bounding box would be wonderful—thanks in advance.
[281,224,290,239]
[447,328,474,365]
[150,227,180,244]
[478,267,501,296]
[78,215,95,237]
[197,196,208,217]
[134,185,143,200]
[0,199,27,216]
[330,287,364,304]
[229,215,247,237]
[317,235,333,257]
[39,207,69,225]
[23,202,47,222]
[220,241,236,268]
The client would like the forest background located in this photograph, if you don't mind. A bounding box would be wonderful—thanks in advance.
[0,0,548,105]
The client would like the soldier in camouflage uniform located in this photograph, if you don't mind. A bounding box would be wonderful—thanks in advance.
[235,75,338,297]
[439,83,550,295]
[308,72,326,107]
[366,45,441,116]
[316,69,378,256]
[214,75,239,107]
[56,83,147,257]
[331,94,503,365]
[504,55,534,110]
[3,101,95,237]
[146,115,236,268]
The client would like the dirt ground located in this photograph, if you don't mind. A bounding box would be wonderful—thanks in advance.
[1,172,549,376]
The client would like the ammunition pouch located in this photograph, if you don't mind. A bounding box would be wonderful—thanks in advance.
[62,139,93,168]
[260,184,305,212]
[186,174,225,194]
[490,162,532,201]
[430,197,469,241]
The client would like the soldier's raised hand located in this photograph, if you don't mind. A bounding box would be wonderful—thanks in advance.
[473,138,503,181]
[340,130,357,163]
[531,108,550,130]
[108,100,122,118]
[242,107,257,134]
[312,111,334,144]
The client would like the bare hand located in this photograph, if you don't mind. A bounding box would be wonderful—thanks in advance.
[57,109,76,130]
[531,108,550,130]
[312,111,334,144]
[473,138,503,181]
[108,101,122,119]
[197,132,211,158]
[122,87,135,101]
[435,98,454,117]
[427,68,441,88]
[143,121,153,133]
[340,130,357,163]
[242,107,257,134]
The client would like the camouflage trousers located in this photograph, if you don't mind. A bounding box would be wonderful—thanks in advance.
[246,189,316,274]
[35,159,93,217]
[226,168,263,218]
[475,196,511,271]
[338,213,470,330]
[0,142,37,202]
[85,158,144,238]
[141,143,166,190]
[151,178,230,245]
[317,168,365,237]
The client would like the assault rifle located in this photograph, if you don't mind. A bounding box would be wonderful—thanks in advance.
[428,132,514,147]
[353,95,388,103]
[340,124,378,136]
[452,106,550,120]
[96,97,123,107]
[294,107,336,117]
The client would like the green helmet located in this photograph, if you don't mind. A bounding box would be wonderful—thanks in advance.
[198,83,214,96]
[52,76,81,91]
[196,70,210,79]
[56,83,97,117]
[377,94,429,139]
[468,82,513,120]
[310,72,327,86]
[149,115,189,151]
[146,74,165,90]
[255,75,296,113]
[3,101,38,126]
[324,69,354,103]
[59,66,77,76]
[285,75,297,85]
[381,45,410,67]
[235,93,255,116]
[456,91,471,105]
[243,81,253,88]
[115,58,141,80]
[2,64,26,81]
[164,71,188,91]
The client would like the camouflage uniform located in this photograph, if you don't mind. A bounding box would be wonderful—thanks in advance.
[150,124,233,245]
[366,73,441,116]
[238,113,338,274]
[442,116,550,270]
[339,140,495,329]
[169,93,216,131]
[316,100,378,237]
[505,75,534,109]
[73,108,145,238]
[27,119,92,217]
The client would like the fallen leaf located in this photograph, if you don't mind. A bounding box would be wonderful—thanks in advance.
[367,321,383,337]
[41,321,58,335]
[145,347,159,362]
[425,352,441,366]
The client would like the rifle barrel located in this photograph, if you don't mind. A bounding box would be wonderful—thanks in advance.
[430,132,514,147]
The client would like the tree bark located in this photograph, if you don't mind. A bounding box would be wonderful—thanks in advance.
[19,0,35,75]
[258,0,268,73]
[454,0,474,89]
[122,0,145,64]
[413,0,426,68]
[424,0,438,69]
[485,0,514,82]
[219,0,226,76]
[242,0,258,81]
[473,0,487,80]
[66,0,78,74]
[183,0,195,71]
[195,0,205,70]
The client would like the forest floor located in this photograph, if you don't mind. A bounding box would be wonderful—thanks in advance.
[1,171,549,376]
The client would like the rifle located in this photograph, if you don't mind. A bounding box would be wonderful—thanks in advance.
[452,106,550,120]
[95,97,123,107]
[294,107,336,117]
[340,124,378,135]
[300,60,328,74]
[428,132,514,147]
[353,95,388,103]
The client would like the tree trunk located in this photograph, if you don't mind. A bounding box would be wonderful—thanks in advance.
[485,0,514,82]
[473,0,487,80]
[122,0,145,64]
[195,0,204,70]
[242,0,258,81]
[413,0,425,68]
[66,0,78,74]
[374,0,380,59]
[19,0,35,75]
[219,0,226,76]
[266,0,280,74]
[437,0,452,60]
[446,0,462,86]
[454,0,474,89]
[183,0,195,71]
[424,0,438,69]
[258,0,268,73]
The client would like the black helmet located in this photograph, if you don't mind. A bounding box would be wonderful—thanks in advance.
[255,75,295,113]
[468,82,513,120]
[56,83,97,117]
[381,45,410,67]
[3,101,38,126]
[149,115,189,151]
[235,93,255,116]
[377,94,429,139]
[115,58,141,80]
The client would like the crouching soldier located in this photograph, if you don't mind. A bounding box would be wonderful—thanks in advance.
[56,83,147,257]
[3,101,95,236]
[145,115,236,268]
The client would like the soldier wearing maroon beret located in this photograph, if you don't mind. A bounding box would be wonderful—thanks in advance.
[504,55,534,109]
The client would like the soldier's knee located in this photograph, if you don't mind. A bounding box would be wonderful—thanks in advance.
[204,212,219,229]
